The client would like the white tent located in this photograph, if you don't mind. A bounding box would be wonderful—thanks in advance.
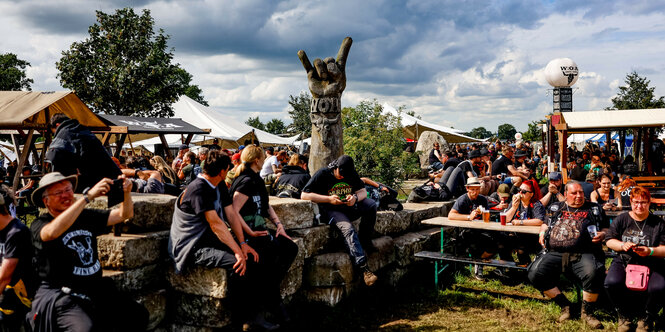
[382,103,481,143]
[172,96,297,147]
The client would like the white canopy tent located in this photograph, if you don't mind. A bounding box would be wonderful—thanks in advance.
[172,96,298,147]
[381,103,481,143]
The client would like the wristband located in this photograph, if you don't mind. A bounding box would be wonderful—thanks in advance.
[650,247,654,256]
[82,187,91,203]
[240,241,247,246]
[539,231,545,237]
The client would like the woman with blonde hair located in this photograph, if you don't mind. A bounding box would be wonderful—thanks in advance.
[150,155,178,186]
[230,145,297,328]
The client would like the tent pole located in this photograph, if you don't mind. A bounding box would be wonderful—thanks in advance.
[159,134,172,160]
[114,134,127,158]
[127,135,135,156]
[13,130,35,192]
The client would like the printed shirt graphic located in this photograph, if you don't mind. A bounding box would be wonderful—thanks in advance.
[549,210,586,250]
[547,203,604,252]
[63,229,101,276]
[328,181,353,200]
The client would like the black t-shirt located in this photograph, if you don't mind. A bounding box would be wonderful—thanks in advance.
[230,169,269,218]
[546,202,608,253]
[179,177,218,216]
[514,201,546,222]
[491,155,513,175]
[451,194,489,218]
[443,157,461,169]
[31,210,109,292]
[540,184,563,208]
[606,212,665,267]
[0,218,33,288]
[428,149,440,165]
[302,166,364,211]
[619,187,634,207]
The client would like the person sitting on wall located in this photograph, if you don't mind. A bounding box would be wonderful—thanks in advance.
[274,154,310,199]
[28,172,148,331]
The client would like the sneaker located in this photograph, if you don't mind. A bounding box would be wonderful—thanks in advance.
[473,264,485,281]
[636,318,652,332]
[617,316,631,332]
[581,310,603,329]
[557,305,572,323]
[363,268,378,286]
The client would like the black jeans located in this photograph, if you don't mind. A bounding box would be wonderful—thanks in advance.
[246,232,298,309]
[527,251,605,294]
[605,260,665,317]
[323,198,377,266]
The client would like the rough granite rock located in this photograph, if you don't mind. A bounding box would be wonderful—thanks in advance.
[87,194,176,232]
[281,263,303,299]
[167,265,229,299]
[303,286,346,307]
[169,292,231,328]
[374,210,415,235]
[415,131,450,167]
[135,289,167,330]
[402,202,446,222]
[383,267,409,287]
[268,197,315,229]
[288,225,330,258]
[103,264,164,292]
[165,325,215,332]
[393,229,442,267]
[304,253,353,287]
[367,236,395,272]
[98,231,169,270]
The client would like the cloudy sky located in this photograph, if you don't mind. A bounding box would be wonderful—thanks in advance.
[2,0,665,133]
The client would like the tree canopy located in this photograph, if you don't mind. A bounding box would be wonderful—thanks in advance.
[342,100,420,187]
[497,123,517,140]
[245,116,266,131]
[287,91,312,137]
[609,71,665,110]
[522,120,543,141]
[265,118,286,135]
[0,53,33,91]
[468,127,493,139]
[57,8,206,117]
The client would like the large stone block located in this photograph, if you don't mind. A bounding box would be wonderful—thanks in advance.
[98,231,168,270]
[415,131,450,167]
[169,292,231,328]
[103,264,164,292]
[304,253,353,287]
[167,265,228,299]
[375,210,415,235]
[289,225,330,258]
[303,286,346,307]
[403,202,446,222]
[135,289,167,330]
[280,262,303,299]
[87,194,177,232]
[268,197,315,229]
[392,227,443,267]
[166,325,215,332]
[367,236,395,272]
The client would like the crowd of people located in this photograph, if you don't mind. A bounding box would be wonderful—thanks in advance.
[1,112,664,330]
[421,139,665,331]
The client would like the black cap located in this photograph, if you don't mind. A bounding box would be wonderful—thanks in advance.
[179,144,189,151]
[335,155,360,180]
[515,149,527,158]
[480,148,490,156]
[468,149,482,159]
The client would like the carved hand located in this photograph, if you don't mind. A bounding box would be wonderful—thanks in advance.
[298,37,352,99]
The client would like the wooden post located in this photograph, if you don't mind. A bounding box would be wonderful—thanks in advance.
[605,131,611,153]
[184,134,194,145]
[127,135,134,156]
[159,134,172,160]
[13,130,35,192]
[114,134,127,158]
[635,128,643,168]
[619,131,626,158]
[645,128,652,175]
[559,130,568,175]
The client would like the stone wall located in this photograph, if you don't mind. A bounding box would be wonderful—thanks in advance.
[94,194,453,330]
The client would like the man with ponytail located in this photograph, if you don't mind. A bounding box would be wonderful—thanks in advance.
[301,155,379,286]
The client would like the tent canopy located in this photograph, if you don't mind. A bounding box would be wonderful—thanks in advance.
[98,114,209,135]
[0,91,107,129]
[382,103,481,143]
[554,108,665,133]
[172,96,297,147]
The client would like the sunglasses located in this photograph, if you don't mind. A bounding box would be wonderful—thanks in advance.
[519,189,532,194]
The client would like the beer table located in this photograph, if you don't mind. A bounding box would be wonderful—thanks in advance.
[415,217,540,289]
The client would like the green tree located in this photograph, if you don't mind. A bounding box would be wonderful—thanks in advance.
[468,127,493,139]
[522,120,544,141]
[0,53,33,91]
[287,91,311,136]
[609,71,665,110]
[245,116,265,131]
[173,67,208,106]
[497,123,517,140]
[265,118,286,135]
[57,8,198,117]
[342,100,420,188]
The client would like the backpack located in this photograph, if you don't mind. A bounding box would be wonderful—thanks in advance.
[409,182,452,202]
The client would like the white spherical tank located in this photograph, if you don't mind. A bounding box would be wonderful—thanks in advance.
[545,58,579,87]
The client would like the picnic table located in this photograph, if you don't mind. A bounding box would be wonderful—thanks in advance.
[415,217,540,289]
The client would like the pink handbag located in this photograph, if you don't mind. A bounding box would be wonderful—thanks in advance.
[625,264,650,291]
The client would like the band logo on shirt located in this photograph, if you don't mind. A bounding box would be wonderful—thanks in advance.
[63,229,100,276]
[329,182,352,199]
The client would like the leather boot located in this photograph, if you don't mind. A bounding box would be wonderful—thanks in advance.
[581,301,603,329]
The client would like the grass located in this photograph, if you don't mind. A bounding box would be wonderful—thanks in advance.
[288,263,620,331]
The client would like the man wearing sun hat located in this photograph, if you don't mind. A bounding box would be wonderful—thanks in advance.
[27,173,148,331]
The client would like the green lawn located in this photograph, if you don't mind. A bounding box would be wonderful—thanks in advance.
[288,264,620,331]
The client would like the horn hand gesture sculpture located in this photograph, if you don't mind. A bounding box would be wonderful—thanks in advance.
[297,37,352,173]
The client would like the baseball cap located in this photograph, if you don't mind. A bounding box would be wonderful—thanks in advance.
[179,144,189,151]
[232,153,241,161]
[336,155,360,180]
[497,184,510,198]
[586,172,597,181]
[548,172,562,181]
